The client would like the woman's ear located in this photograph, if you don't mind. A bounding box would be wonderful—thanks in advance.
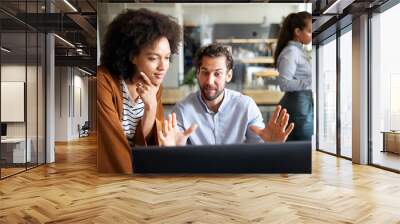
[131,56,137,65]
[294,27,301,38]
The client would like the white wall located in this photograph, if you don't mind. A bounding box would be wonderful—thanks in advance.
[1,63,45,164]
[55,66,68,141]
[182,3,299,25]
[1,65,26,139]
[99,3,302,25]
[54,67,89,141]
[1,65,36,137]
[72,73,89,138]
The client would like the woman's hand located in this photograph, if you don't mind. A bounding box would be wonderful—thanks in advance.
[249,105,294,143]
[159,113,197,146]
[136,72,158,109]
[136,72,159,139]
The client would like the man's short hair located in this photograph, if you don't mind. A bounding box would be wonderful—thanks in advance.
[194,43,234,72]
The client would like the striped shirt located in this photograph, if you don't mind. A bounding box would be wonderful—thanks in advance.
[120,79,144,147]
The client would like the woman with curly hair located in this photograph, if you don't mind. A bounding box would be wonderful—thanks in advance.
[97,8,185,173]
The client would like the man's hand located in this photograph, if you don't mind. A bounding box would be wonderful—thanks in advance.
[159,113,197,146]
[249,105,294,143]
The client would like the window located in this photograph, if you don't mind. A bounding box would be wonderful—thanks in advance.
[370,3,400,171]
[317,37,337,154]
[339,29,352,158]
[0,1,47,179]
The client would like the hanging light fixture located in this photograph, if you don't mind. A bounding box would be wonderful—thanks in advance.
[1,47,11,53]
[54,34,75,48]
[63,0,78,12]
[77,67,93,76]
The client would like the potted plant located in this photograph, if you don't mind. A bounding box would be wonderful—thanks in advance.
[183,67,198,91]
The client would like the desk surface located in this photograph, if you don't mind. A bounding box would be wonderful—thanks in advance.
[1,138,26,143]
[381,131,400,134]
[162,87,284,105]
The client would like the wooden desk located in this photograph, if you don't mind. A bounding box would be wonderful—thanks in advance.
[254,70,279,78]
[240,57,274,64]
[1,138,32,164]
[162,88,284,105]
[161,87,190,105]
[382,131,400,154]
[242,89,284,105]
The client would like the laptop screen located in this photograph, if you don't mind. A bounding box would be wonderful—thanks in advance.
[132,141,311,174]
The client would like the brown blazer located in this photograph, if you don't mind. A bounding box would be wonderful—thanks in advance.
[97,66,164,174]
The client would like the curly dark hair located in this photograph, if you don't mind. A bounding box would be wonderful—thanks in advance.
[194,43,233,73]
[100,8,182,80]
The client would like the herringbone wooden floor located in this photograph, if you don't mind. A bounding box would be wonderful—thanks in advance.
[1,135,400,224]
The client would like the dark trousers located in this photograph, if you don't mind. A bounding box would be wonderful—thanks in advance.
[279,90,314,141]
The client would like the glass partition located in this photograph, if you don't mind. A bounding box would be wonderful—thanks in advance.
[317,37,337,154]
[0,0,46,179]
[1,30,28,178]
[339,29,352,158]
[370,3,400,171]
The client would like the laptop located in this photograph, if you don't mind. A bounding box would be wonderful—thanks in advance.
[132,141,311,174]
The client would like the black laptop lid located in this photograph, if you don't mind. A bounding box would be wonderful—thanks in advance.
[132,141,311,174]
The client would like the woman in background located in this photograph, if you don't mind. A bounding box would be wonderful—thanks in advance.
[274,11,313,141]
[97,9,186,173]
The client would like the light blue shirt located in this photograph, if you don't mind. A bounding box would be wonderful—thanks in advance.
[172,89,265,145]
[277,41,312,92]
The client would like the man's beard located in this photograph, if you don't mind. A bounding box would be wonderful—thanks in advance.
[200,85,224,101]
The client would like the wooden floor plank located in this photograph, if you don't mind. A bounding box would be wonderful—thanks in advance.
[0,135,399,223]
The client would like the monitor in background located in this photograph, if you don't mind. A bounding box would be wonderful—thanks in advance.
[1,123,7,138]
